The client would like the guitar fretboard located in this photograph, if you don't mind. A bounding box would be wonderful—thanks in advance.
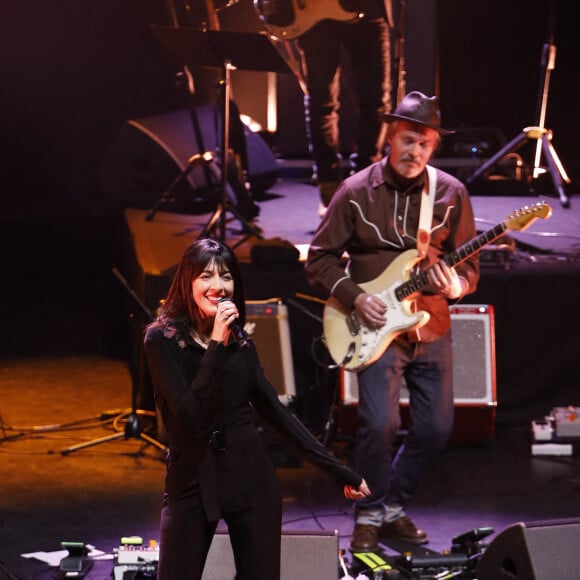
[396,222,507,300]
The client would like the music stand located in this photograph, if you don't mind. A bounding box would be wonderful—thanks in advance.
[151,26,292,243]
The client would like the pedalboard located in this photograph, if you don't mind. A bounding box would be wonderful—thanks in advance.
[116,544,159,564]
[553,406,580,437]
[530,406,580,456]
[113,537,158,580]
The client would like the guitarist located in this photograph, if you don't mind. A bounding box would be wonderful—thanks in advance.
[305,92,480,552]
[296,0,393,216]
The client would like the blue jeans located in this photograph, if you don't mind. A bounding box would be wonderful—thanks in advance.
[355,333,454,525]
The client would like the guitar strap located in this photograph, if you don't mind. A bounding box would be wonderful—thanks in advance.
[417,164,436,258]
[407,164,436,341]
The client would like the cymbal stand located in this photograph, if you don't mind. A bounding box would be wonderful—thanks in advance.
[61,268,167,456]
[197,60,264,246]
[466,0,571,208]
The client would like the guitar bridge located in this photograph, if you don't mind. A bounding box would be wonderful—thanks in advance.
[346,312,361,336]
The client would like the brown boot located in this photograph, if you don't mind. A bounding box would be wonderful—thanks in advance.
[350,523,379,552]
[380,515,429,545]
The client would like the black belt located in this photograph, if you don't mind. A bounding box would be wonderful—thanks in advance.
[208,423,256,453]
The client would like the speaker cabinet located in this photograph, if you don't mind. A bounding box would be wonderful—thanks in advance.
[202,529,338,580]
[340,304,496,442]
[476,519,580,580]
[246,299,296,401]
[98,106,279,210]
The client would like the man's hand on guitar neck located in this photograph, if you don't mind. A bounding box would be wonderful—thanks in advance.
[427,262,467,300]
[354,293,387,330]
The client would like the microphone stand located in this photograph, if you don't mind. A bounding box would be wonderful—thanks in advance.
[149,25,292,243]
[61,269,167,456]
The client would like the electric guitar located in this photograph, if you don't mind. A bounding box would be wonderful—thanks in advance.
[323,202,552,371]
[254,0,362,40]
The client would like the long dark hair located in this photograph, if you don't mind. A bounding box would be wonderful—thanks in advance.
[154,238,246,330]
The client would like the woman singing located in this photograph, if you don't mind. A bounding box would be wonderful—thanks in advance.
[144,237,369,580]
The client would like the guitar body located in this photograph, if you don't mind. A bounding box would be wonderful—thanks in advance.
[254,0,361,40]
[322,201,552,371]
[323,249,430,371]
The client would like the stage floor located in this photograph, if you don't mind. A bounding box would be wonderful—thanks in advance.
[3,355,580,580]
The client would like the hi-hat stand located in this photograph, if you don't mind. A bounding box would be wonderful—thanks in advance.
[466,0,571,208]
[61,269,167,456]
[151,25,291,243]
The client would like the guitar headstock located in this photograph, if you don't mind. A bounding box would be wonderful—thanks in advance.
[503,202,552,232]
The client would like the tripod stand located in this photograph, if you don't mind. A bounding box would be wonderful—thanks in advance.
[465,1,571,208]
[61,269,167,456]
[151,25,291,243]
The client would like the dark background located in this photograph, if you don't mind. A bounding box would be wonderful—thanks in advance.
[3,0,579,205]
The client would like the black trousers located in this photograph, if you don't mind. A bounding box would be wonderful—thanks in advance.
[298,17,391,182]
[157,466,282,579]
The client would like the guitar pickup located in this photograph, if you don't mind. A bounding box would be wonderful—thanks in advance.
[346,312,361,336]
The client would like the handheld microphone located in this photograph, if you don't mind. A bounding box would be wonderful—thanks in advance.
[218,297,249,348]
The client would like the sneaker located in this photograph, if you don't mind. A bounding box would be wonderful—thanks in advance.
[350,523,379,552]
[380,515,429,545]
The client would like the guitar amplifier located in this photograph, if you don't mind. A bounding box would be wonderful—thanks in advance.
[246,299,296,401]
[201,530,339,579]
[340,304,496,442]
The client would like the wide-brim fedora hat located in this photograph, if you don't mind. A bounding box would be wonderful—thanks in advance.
[379,91,454,135]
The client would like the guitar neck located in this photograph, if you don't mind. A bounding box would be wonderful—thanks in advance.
[396,221,507,300]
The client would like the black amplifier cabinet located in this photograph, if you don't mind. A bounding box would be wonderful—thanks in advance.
[340,304,497,442]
